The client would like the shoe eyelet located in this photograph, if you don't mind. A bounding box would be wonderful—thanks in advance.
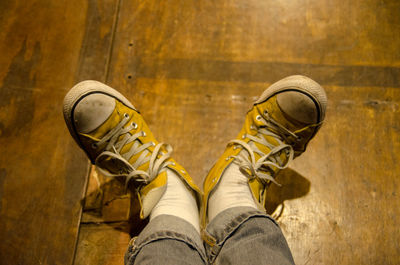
[151,142,155,146]
[296,136,302,142]
[131,122,138,129]
[91,143,98,149]
[124,113,130,119]
[233,146,237,150]
[263,110,268,115]
[180,170,186,174]
[242,134,246,139]
[171,162,176,166]
[142,131,146,137]
[256,115,262,121]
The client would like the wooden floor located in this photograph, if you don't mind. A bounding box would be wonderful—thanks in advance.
[0,0,399,264]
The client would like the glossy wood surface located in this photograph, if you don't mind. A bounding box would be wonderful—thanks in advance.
[1,0,399,264]
[0,1,90,264]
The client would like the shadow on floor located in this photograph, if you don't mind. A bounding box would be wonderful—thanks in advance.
[265,168,311,218]
[81,174,149,237]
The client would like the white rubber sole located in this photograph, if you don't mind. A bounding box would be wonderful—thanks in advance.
[254,75,327,121]
[63,80,136,153]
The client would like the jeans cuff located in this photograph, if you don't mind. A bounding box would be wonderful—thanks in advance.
[203,206,279,260]
[125,215,207,264]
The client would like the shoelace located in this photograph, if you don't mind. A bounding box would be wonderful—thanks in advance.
[228,110,297,186]
[93,113,173,188]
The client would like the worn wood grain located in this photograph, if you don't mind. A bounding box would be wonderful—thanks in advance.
[76,0,122,82]
[0,0,123,264]
[0,1,90,264]
[74,223,130,265]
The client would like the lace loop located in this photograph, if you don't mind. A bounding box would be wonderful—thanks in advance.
[229,113,297,186]
[93,115,173,188]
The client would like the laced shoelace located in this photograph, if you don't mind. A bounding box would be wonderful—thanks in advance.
[93,113,173,188]
[228,110,299,186]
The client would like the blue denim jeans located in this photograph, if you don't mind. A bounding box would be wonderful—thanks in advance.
[125,207,295,265]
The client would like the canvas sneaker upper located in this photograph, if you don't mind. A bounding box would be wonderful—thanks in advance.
[63,80,202,219]
[202,75,327,229]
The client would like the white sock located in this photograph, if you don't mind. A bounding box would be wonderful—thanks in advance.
[150,169,200,233]
[208,162,258,222]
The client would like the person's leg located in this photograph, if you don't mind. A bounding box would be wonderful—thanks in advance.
[125,215,205,265]
[63,81,206,265]
[205,207,294,265]
[205,164,295,265]
[201,75,327,264]
[125,169,206,265]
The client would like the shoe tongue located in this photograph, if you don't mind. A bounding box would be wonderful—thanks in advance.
[98,135,153,175]
[250,135,286,158]
[98,155,132,174]
[121,142,152,171]
[97,143,152,176]
[253,141,289,173]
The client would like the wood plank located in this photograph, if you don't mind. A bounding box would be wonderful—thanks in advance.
[74,223,130,265]
[108,0,400,71]
[75,0,122,82]
[0,1,90,264]
[116,58,400,88]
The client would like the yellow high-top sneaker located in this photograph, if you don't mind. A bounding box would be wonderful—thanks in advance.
[63,80,201,219]
[202,75,327,230]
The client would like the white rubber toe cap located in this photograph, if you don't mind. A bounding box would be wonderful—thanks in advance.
[277,91,318,124]
[74,93,115,133]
